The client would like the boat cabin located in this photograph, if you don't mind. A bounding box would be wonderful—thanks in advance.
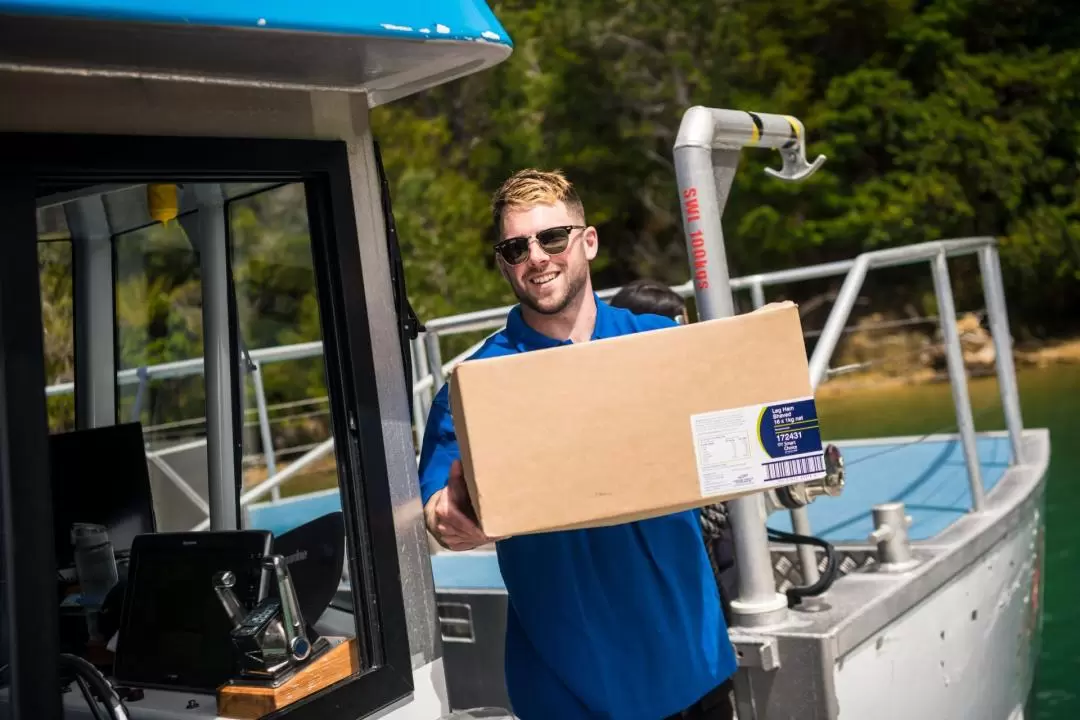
[0,2,511,719]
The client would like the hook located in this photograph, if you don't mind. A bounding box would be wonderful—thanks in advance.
[764,116,827,182]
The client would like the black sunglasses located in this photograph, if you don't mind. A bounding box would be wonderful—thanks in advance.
[494,225,585,266]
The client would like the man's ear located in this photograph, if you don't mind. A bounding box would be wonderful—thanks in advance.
[583,226,599,261]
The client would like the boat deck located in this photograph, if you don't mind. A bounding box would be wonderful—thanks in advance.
[425,432,1014,591]
[245,432,1013,591]
[769,431,1011,542]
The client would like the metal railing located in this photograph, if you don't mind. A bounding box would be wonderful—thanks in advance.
[43,236,1026,536]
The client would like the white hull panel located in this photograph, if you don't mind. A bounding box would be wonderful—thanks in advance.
[834,505,1042,720]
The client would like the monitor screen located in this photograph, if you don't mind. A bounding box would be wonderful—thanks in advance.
[114,530,273,693]
[272,511,345,628]
[49,422,156,569]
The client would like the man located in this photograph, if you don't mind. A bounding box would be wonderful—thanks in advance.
[417,169,737,719]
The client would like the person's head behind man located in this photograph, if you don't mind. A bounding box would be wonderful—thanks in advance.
[609,279,689,325]
[490,169,599,320]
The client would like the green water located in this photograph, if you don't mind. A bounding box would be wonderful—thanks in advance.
[816,363,1080,718]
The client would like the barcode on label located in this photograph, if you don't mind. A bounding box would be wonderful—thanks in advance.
[764,454,825,481]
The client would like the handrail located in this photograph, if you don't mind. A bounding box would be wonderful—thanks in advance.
[44,235,1022,535]
[44,339,325,397]
[192,437,336,531]
[40,236,997,399]
[803,236,998,514]
[410,237,995,341]
[806,237,995,388]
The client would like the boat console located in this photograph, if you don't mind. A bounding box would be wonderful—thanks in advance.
[5,442,354,720]
[0,1,516,718]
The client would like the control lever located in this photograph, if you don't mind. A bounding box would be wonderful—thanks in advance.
[213,570,246,627]
[213,556,328,685]
[266,554,311,663]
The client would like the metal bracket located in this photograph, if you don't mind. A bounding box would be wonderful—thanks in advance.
[731,636,781,671]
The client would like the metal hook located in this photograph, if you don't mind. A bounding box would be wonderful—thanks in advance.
[764,116,827,182]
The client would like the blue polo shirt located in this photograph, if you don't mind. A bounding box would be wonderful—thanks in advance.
[417,296,737,720]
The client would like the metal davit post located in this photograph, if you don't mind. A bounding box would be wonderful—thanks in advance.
[673,107,826,627]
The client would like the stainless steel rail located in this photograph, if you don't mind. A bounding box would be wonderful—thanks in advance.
[43,241,1024,543]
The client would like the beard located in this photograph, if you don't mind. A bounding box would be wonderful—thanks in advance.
[512,264,589,316]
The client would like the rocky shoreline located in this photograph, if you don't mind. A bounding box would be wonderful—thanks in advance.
[818,312,1079,396]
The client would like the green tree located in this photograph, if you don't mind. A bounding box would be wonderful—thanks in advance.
[372,0,1080,338]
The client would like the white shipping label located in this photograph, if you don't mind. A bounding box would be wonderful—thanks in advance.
[690,396,825,497]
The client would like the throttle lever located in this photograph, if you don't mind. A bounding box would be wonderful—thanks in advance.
[213,554,326,684]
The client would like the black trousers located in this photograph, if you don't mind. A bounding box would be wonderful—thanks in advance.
[662,678,736,720]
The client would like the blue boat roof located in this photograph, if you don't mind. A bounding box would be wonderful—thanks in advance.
[0,0,511,46]
[0,0,512,103]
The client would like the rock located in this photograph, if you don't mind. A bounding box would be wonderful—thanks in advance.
[834,311,999,379]
[925,312,996,375]
[834,312,933,377]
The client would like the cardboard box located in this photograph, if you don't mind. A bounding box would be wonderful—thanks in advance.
[448,301,825,538]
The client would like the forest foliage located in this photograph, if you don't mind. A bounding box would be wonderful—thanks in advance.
[373,0,1080,338]
[36,0,1080,443]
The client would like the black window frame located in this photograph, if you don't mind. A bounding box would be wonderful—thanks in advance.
[0,132,412,718]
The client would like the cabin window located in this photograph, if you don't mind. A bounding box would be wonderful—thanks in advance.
[227,183,344,528]
[1,135,414,719]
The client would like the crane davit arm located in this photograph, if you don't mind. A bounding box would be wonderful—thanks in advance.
[672,107,826,320]
[672,107,829,627]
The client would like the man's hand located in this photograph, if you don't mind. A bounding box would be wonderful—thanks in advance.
[425,459,494,551]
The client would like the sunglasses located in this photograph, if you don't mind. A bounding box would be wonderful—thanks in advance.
[494,225,585,266]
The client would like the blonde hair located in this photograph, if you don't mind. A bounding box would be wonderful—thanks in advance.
[491,168,585,235]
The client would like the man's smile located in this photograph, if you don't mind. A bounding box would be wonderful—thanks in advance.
[529,272,559,286]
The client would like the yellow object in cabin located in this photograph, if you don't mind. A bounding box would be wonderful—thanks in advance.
[147,183,179,224]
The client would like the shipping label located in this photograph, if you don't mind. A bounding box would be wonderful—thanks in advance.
[690,396,824,497]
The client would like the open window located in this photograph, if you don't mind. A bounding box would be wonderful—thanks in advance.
[0,134,412,718]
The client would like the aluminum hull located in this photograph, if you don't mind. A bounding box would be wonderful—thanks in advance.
[426,429,1049,718]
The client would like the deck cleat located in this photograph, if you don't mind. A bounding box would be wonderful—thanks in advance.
[867,502,920,573]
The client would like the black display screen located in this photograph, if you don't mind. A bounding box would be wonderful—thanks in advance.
[49,422,157,570]
[114,531,272,693]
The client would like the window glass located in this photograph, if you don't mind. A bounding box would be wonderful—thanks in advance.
[24,176,368,709]
[229,183,350,601]
[3,124,417,718]
[114,219,211,532]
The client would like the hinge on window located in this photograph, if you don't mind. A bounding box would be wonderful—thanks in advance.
[403,303,425,339]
